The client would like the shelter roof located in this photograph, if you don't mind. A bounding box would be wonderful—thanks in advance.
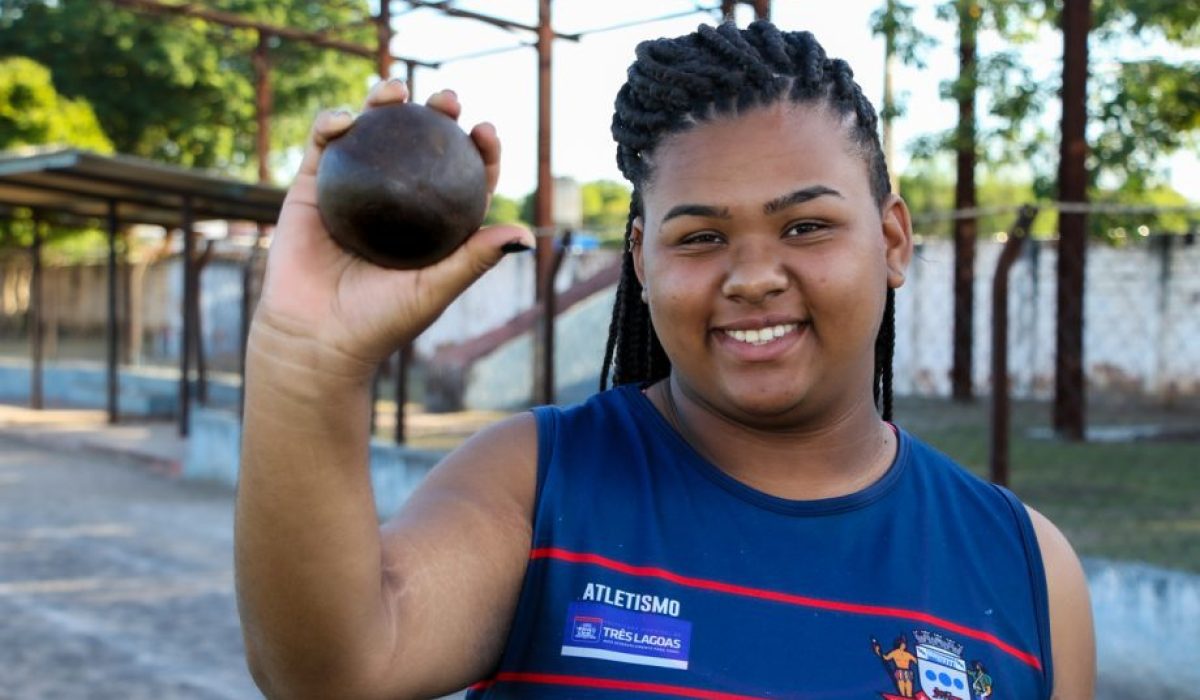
[0,148,285,228]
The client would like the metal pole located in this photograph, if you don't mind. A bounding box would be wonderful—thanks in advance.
[238,228,265,417]
[377,0,393,78]
[106,200,120,424]
[254,31,273,184]
[29,216,43,411]
[179,198,194,437]
[752,0,771,20]
[533,0,554,403]
[952,0,978,402]
[1054,0,1089,441]
[393,345,410,444]
[541,230,573,405]
[990,205,1037,487]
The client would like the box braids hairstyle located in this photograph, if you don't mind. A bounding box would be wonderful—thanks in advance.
[599,19,897,421]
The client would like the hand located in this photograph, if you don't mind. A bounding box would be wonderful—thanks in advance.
[252,79,534,379]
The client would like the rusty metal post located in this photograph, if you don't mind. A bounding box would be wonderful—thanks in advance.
[238,229,265,417]
[752,0,771,19]
[29,215,44,410]
[533,0,554,404]
[990,206,1038,487]
[254,32,272,184]
[952,0,978,402]
[393,345,410,444]
[540,230,573,405]
[106,200,120,424]
[179,198,195,437]
[1054,0,1089,441]
[720,0,736,19]
[377,0,393,78]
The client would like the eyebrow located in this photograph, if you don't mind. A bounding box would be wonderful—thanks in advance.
[660,185,845,225]
[661,203,731,224]
[763,185,844,215]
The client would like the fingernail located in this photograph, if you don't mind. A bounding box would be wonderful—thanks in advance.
[500,241,532,254]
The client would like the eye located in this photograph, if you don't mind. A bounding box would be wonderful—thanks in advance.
[783,221,826,238]
[679,230,725,246]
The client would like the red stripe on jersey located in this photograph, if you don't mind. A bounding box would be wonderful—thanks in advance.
[472,671,767,699]
[529,547,1042,671]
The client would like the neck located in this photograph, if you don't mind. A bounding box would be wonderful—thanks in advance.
[654,375,896,501]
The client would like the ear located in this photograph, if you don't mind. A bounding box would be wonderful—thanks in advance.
[880,193,914,289]
[631,216,646,287]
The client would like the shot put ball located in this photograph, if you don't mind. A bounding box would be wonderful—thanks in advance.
[316,102,488,269]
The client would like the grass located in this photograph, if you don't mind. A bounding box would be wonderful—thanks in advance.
[899,396,1200,573]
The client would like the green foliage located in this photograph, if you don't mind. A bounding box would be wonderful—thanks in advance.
[0,0,374,179]
[0,56,113,152]
[902,0,1200,217]
[507,180,631,243]
[483,193,523,226]
[581,180,631,241]
[1093,60,1200,195]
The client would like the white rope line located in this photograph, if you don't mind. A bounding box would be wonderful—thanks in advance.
[911,201,1200,224]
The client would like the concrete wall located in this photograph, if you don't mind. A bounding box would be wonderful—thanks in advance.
[896,236,1200,399]
[0,357,240,416]
[5,237,1198,404]
[183,406,443,520]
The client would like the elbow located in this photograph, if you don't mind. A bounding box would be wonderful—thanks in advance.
[243,642,394,700]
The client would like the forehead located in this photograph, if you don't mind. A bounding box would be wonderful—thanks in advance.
[642,103,870,215]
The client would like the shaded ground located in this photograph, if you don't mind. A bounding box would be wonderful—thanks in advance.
[0,437,255,699]
[896,395,1200,573]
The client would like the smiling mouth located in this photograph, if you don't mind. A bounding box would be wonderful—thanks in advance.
[721,323,801,346]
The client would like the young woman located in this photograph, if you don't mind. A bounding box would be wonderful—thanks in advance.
[235,20,1094,700]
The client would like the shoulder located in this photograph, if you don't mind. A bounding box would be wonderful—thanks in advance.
[1025,505,1096,700]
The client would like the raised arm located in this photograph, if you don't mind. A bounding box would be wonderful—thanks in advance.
[1027,506,1096,700]
[234,79,539,700]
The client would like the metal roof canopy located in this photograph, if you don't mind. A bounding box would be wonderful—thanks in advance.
[1,147,285,437]
[0,148,285,227]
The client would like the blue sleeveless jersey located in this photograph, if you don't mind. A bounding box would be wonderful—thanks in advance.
[468,385,1053,699]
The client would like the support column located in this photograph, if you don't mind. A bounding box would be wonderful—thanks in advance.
[29,216,43,411]
[254,31,273,184]
[533,0,554,404]
[106,200,120,424]
[179,198,195,437]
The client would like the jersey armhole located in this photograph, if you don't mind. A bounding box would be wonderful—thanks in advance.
[994,484,1055,699]
[530,405,560,526]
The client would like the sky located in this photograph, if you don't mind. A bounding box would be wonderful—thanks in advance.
[368,0,1200,204]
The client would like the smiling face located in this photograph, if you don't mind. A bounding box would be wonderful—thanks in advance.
[632,102,912,426]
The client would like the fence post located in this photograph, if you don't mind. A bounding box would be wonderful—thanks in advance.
[990,205,1038,487]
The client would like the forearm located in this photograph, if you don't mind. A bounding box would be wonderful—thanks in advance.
[234,319,393,696]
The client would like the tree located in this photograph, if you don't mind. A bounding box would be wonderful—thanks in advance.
[0,0,374,179]
[0,56,113,153]
[484,194,524,226]
[580,180,631,241]
[871,0,933,191]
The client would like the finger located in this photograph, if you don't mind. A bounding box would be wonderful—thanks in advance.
[295,109,355,179]
[425,89,462,121]
[469,122,501,195]
[421,224,536,306]
[364,78,409,109]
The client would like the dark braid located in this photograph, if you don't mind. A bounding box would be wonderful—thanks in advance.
[873,288,896,421]
[599,19,897,418]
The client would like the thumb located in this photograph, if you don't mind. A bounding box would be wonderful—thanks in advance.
[419,223,537,303]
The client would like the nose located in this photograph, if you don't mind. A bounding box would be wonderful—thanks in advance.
[721,239,789,304]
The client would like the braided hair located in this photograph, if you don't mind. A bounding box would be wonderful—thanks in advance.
[599,19,897,421]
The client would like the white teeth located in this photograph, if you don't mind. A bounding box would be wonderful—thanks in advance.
[723,323,799,346]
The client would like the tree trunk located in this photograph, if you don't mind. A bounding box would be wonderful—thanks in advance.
[951,0,978,402]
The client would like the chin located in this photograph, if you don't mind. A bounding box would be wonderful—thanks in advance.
[719,382,812,422]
